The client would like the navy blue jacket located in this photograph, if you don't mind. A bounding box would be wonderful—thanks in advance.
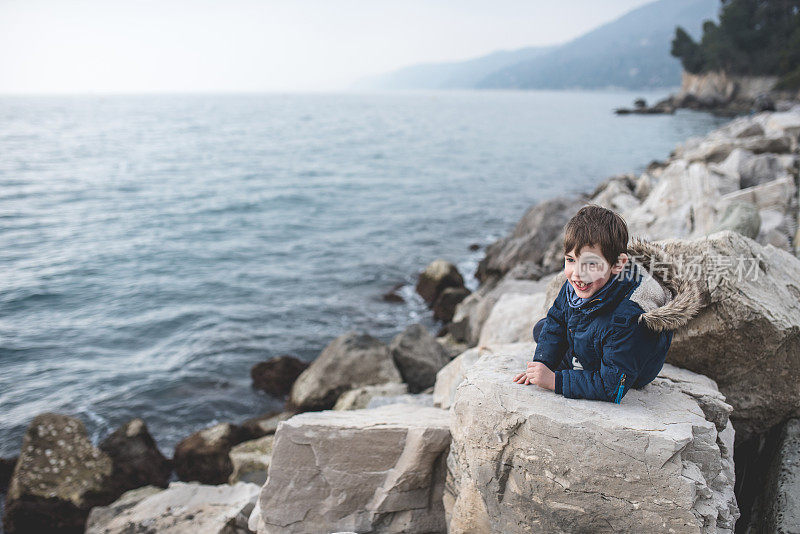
[532,245,701,403]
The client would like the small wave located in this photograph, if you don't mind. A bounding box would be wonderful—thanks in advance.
[0,289,63,307]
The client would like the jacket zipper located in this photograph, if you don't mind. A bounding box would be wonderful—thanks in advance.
[614,374,626,404]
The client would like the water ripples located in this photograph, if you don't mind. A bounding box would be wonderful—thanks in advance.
[0,91,728,457]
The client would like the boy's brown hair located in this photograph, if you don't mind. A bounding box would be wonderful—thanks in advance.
[563,204,629,268]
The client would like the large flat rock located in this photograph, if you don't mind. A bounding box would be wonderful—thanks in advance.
[433,342,535,410]
[86,481,260,534]
[444,349,739,533]
[250,404,451,534]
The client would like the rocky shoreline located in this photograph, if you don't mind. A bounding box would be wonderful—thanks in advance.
[3,106,800,533]
[615,71,800,117]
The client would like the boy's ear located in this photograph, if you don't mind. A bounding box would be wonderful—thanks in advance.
[611,253,628,273]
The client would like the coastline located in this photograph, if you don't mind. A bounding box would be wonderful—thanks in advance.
[0,89,729,461]
[4,102,800,533]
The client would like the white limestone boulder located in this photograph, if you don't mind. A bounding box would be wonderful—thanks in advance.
[228,435,274,486]
[537,231,800,438]
[589,176,641,214]
[366,393,434,409]
[449,276,552,346]
[717,174,795,213]
[85,481,260,534]
[249,404,451,534]
[333,383,409,410]
[478,292,545,346]
[659,231,800,437]
[712,148,797,189]
[679,135,792,163]
[289,331,402,410]
[433,342,535,410]
[625,160,740,241]
[444,350,739,533]
[84,486,162,531]
[764,110,800,141]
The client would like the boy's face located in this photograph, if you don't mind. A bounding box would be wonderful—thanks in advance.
[564,244,627,299]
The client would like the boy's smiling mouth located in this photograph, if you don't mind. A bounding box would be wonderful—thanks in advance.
[572,279,592,293]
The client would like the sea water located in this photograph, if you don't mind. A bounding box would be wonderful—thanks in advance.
[0,90,728,457]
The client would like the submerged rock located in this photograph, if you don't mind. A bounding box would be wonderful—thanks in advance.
[99,417,172,493]
[289,331,402,411]
[249,405,451,534]
[173,422,248,485]
[85,481,260,534]
[416,259,465,304]
[432,286,471,323]
[444,350,739,533]
[250,355,309,397]
[382,282,406,303]
[3,413,116,534]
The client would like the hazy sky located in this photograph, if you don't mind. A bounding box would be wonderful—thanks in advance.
[0,0,656,93]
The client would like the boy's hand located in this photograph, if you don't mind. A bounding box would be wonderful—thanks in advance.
[512,361,555,391]
[512,369,530,385]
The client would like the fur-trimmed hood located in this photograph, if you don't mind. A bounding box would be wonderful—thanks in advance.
[547,237,704,333]
[625,236,704,332]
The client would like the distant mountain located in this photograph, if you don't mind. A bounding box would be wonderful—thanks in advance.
[359,0,719,91]
[479,0,719,90]
[356,46,555,90]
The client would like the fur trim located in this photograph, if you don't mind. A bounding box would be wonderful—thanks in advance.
[627,237,703,332]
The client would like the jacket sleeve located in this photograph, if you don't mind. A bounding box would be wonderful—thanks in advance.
[532,283,569,372]
[555,313,655,403]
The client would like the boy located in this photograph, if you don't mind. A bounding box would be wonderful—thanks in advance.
[512,204,702,403]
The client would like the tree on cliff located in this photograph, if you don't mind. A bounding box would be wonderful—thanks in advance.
[670,0,800,89]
